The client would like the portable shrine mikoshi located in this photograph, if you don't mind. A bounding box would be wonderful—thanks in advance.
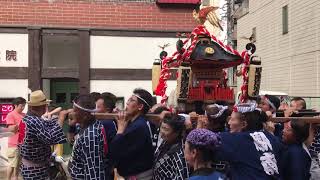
[151,5,262,112]
[95,5,319,124]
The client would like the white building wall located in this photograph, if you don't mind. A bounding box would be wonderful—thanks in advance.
[0,33,29,99]
[237,0,320,107]
[0,33,28,67]
[90,35,181,102]
[0,80,29,100]
[90,80,177,105]
[0,33,28,161]
[90,36,179,69]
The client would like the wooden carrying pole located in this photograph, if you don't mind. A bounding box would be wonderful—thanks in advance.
[271,117,320,124]
[93,113,161,122]
[94,113,320,124]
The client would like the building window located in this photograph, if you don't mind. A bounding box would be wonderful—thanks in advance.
[42,35,80,68]
[282,5,288,34]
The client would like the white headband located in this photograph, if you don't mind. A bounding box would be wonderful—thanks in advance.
[205,104,228,118]
[132,94,151,108]
[73,102,98,113]
[233,103,261,113]
[263,96,277,112]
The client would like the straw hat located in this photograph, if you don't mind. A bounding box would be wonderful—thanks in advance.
[27,90,51,106]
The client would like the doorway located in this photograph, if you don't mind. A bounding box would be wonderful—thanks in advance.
[51,79,79,155]
[51,80,79,109]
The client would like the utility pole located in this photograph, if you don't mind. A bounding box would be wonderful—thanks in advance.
[226,0,232,46]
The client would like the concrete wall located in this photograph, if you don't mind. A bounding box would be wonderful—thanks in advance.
[237,0,320,107]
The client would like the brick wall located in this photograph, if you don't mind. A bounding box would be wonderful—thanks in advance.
[0,0,197,31]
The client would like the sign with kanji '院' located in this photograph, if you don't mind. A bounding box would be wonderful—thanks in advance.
[6,50,17,61]
[0,33,28,67]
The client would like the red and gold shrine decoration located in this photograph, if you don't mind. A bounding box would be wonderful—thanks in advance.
[155,25,250,103]
[239,51,250,103]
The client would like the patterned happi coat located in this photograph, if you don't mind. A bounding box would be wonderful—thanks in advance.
[68,120,109,180]
[310,127,320,160]
[216,131,283,180]
[152,141,189,180]
[20,112,66,180]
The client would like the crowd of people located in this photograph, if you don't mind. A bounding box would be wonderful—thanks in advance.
[2,88,320,180]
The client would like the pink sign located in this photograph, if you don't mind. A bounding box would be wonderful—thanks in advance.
[0,104,14,124]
